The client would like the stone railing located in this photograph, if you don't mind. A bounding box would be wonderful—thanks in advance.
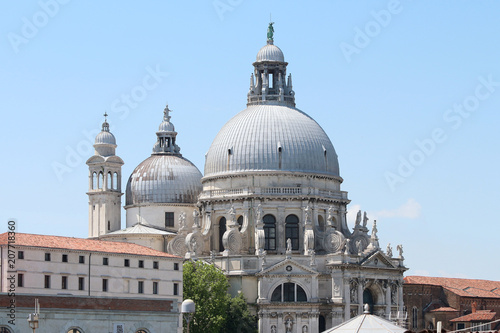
[199,187,348,200]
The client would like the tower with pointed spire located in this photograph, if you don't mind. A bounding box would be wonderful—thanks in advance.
[86,114,124,238]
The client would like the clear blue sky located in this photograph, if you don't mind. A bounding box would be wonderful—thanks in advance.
[1,1,499,281]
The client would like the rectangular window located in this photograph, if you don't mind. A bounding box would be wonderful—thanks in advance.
[44,275,50,288]
[62,254,68,262]
[18,273,23,287]
[138,281,144,294]
[61,276,68,290]
[102,279,108,292]
[18,251,24,259]
[153,261,159,269]
[153,281,158,295]
[79,255,85,264]
[124,259,130,267]
[78,277,85,291]
[457,323,465,330]
[174,263,179,271]
[103,257,109,265]
[45,253,51,261]
[165,212,174,227]
[139,260,144,268]
[173,282,179,296]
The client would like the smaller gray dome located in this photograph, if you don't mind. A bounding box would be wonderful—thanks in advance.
[256,43,285,62]
[95,129,116,145]
[158,120,175,132]
[126,155,202,205]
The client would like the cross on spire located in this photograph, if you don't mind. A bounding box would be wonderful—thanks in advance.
[103,112,108,121]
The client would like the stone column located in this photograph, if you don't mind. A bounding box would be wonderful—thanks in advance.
[385,280,392,318]
[398,280,404,313]
[344,278,351,321]
[357,279,364,315]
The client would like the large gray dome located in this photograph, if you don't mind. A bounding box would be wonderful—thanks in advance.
[204,104,340,178]
[126,155,202,205]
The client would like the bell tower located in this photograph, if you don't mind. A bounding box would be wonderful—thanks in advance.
[86,114,124,238]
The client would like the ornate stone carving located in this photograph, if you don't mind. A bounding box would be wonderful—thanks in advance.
[166,235,187,257]
[323,230,345,254]
[223,228,242,254]
[350,235,368,254]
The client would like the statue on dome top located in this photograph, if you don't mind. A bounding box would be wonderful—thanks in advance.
[267,22,274,42]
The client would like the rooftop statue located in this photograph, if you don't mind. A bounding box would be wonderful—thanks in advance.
[267,22,274,42]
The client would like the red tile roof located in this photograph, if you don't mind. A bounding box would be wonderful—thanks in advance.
[450,310,496,322]
[404,276,500,298]
[0,233,180,259]
[430,307,459,313]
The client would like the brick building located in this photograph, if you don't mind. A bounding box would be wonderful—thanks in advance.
[403,276,500,332]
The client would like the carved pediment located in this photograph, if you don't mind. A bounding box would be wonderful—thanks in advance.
[257,258,318,277]
[360,251,397,269]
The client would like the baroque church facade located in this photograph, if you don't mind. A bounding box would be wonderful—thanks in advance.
[89,25,407,333]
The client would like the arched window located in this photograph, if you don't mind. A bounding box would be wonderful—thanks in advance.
[98,172,104,189]
[319,315,326,332]
[113,172,118,190]
[219,217,226,251]
[107,171,112,190]
[318,215,325,232]
[270,282,307,302]
[263,214,276,250]
[67,329,83,333]
[0,327,13,333]
[363,289,374,314]
[285,214,299,250]
[92,172,97,189]
[412,307,418,329]
[237,215,243,231]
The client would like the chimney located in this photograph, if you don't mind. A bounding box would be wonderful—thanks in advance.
[471,301,477,313]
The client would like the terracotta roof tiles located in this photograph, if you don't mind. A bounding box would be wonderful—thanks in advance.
[450,310,496,322]
[404,276,500,298]
[0,233,180,259]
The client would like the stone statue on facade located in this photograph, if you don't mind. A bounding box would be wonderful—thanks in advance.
[192,209,200,228]
[355,210,361,227]
[371,220,378,238]
[327,205,335,226]
[386,243,393,257]
[397,244,404,259]
[302,325,308,333]
[343,239,350,255]
[271,325,276,333]
[285,317,293,333]
[255,204,263,223]
[309,250,316,267]
[304,205,311,223]
[179,211,186,230]
[227,205,236,222]
[363,211,369,228]
[286,238,292,253]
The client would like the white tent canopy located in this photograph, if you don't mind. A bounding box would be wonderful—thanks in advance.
[323,307,406,333]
